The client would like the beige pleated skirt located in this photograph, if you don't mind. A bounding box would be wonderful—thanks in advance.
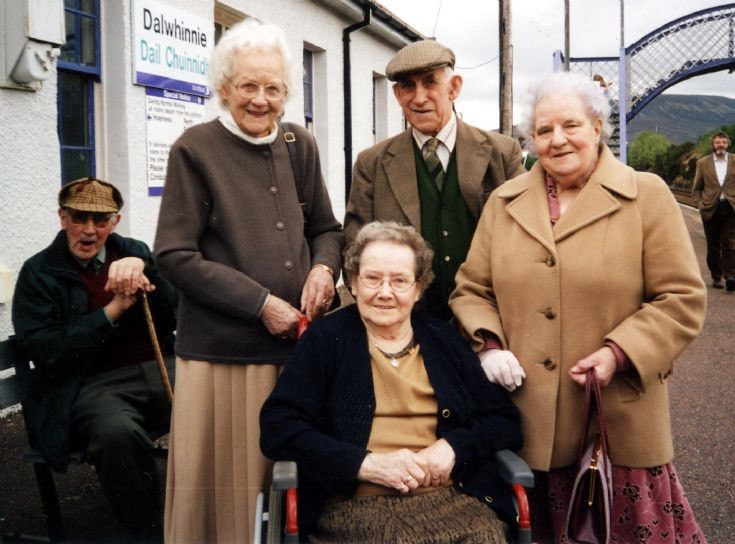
[164,358,279,544]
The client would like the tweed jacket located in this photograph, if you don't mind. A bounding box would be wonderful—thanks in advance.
[692,152,735,220]
[154,120,343,364]
[12,231,178,469]
[344,119,525,244]
[450,146,706,471]
[260,304,522,537]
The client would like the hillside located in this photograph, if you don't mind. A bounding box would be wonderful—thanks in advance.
[628,94,735,144]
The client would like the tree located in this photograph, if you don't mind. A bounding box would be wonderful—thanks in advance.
[628,131,670,172]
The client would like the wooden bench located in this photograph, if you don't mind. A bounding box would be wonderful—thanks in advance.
[0,337,168,543]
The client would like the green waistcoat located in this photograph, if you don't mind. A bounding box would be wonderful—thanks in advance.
[414,143,476,320]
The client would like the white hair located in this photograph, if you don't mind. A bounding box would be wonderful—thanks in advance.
[520,71,613,154]
[209,19,294,108]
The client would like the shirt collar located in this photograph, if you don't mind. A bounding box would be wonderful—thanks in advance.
[714,152,728,162]
[74,245,106,269]
[219,111,279,145]
[412,113,457,153]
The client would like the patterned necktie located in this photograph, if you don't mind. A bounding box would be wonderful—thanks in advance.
[422,138,446,192]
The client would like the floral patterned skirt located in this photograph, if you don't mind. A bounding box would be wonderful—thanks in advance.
[528,463,706,544]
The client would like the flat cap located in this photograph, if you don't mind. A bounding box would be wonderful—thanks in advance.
[386,40,455,81]
[58,177,124,212]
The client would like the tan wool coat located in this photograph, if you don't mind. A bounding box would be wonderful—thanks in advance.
[450,146,707,471]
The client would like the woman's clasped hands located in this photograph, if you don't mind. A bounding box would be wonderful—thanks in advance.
[357,439,456,493]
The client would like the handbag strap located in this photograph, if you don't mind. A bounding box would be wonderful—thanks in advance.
[577,369,611,460]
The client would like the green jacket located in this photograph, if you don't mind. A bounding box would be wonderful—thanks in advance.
[12,231,177,469]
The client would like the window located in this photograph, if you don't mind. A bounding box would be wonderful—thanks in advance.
[57,0,100,184]
[214,4,246,44]
[303,49,314,131]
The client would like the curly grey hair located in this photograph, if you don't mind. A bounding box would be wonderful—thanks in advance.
[520,71,612,154]
[344,222,434,294]
[209,19,293,109]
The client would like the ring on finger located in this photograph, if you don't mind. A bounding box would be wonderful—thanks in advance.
[403,476,412,483]
[321,298,329,306]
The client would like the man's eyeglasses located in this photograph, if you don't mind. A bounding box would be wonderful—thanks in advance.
[231,80,286,101]
[358,274,416,293]
[65,209,115,227]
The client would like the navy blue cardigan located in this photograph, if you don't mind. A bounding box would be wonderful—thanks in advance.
[260,304,522,537]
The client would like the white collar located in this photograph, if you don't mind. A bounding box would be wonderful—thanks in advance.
[412,113,457,152]
[219,112,279,145]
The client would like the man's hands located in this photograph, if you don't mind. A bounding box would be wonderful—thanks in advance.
[105,257,153,295]
[357,439,456,494]
[479,349,526,391]
[103,257,154,322]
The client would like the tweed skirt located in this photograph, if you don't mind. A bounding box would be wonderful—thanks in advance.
[164,358,279,544]
[311,486,508,544]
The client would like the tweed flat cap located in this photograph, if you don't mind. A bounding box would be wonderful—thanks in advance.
[59,177,124,212]
[386,40,456,81]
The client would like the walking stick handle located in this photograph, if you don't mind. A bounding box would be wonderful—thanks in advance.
[141,291,174,404]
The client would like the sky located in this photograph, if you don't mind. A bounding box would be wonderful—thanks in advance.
[377,0,735,130]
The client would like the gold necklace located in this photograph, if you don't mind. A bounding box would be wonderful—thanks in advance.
[373,337,417,367]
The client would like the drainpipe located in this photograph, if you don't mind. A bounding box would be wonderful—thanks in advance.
[343,5,372,203]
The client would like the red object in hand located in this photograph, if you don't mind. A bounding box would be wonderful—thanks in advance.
[297,315,310,339]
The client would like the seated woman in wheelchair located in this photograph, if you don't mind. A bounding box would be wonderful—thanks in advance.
[261,221,522,543]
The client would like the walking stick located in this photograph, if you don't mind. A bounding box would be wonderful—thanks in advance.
[141,291,174,404]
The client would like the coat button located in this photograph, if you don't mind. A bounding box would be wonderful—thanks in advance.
[543,358,557,370]
[544,307,556,319]
[484,496,493,503]
[441,408,451,418]
[444,256,451,262]
[546,255,556,267]
[276,221,285,230]
[284,261,293,270]
[269,186,278,194]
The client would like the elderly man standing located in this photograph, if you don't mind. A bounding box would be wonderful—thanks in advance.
[12,178,177,541]
[693,130,735,291]
[345,40,525,320]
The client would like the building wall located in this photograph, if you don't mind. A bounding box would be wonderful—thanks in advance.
[0,0,410,339]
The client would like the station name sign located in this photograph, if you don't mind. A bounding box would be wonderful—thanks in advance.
[132,0,213,97]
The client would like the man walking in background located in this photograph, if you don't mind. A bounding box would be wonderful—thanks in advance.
[345,39,525,319]
[693,131,735,290]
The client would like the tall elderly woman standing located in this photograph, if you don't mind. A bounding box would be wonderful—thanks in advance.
[450,72,707,543]
[154,20,342,543]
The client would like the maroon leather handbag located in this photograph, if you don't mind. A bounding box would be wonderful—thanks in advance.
[565,369,613,544]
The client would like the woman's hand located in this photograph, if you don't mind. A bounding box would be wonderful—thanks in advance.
[569,346,617,387]
[300,265,335,321]
[418,439,456,487]
[357,449,429,494]
[261,295,302,339]
[478,349,526,391]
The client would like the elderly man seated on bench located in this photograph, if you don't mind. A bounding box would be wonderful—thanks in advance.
[12,177,177,541]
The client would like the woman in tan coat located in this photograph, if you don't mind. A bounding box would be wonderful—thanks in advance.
[450,72,707,543]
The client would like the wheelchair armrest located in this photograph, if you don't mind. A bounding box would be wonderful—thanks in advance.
[272,460,298,490]
[494,449,534,488]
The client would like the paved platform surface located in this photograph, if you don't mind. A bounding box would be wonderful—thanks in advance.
[0,204,732,543]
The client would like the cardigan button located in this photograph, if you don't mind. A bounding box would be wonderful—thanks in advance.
[484,496,493,503]
[546,255,556,267]
[269,186,278,194]
[544,307,556,319]
[276,221,285,230]
[543,358,557,371]
[444,256,451,262]
[441,408,451,418]
[284,261,293,270]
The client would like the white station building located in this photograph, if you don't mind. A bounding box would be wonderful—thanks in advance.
[0,0,422,339]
